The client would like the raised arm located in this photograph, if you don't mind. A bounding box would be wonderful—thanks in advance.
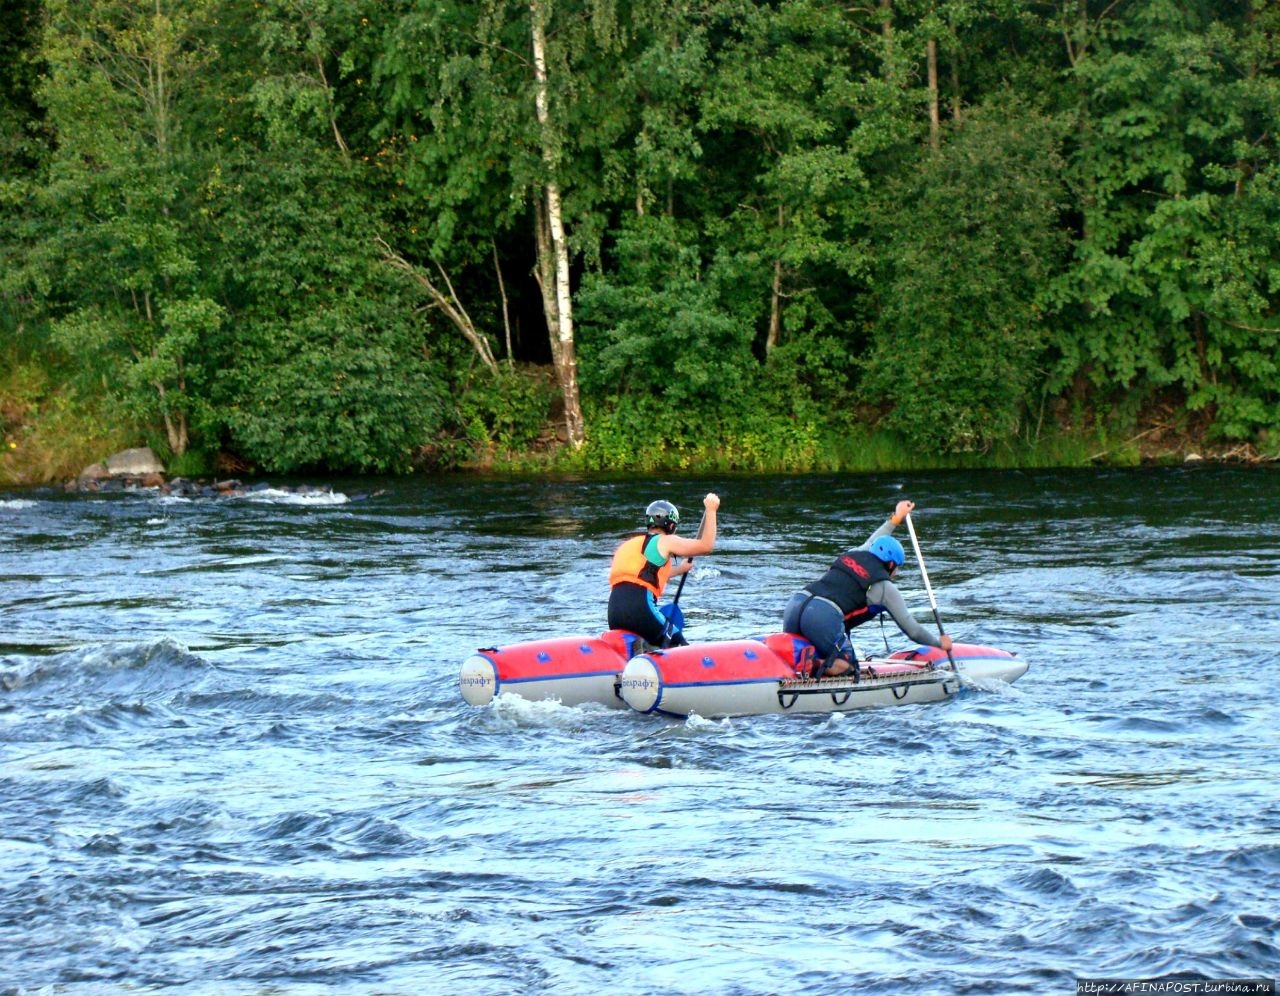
[661,492,720,559]
[861,499,914,549]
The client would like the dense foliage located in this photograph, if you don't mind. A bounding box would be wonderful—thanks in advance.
[2,0,1277,479]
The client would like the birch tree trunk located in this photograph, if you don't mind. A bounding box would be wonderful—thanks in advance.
[926,36,940,150]
[529,0,585,448]
[767,206,784,353]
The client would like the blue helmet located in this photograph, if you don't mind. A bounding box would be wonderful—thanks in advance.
[868,535,905,568]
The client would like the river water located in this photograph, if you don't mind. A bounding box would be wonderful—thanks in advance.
[2,467,1277,995]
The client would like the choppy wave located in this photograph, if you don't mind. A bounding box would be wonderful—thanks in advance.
[231,487,349,505]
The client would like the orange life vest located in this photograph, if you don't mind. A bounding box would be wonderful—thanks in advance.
[608,533,672,598]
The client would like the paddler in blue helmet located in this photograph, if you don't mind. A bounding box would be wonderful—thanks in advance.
[608,493,720,648]
[783,499,953,679]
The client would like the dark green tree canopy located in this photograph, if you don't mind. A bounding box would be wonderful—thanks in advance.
[2,0,1277,478]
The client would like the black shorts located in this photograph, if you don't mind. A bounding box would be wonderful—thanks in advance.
[608,583,670,646]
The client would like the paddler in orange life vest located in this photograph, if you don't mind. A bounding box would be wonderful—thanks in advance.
[783,499,953,680]
[608,493,720,648]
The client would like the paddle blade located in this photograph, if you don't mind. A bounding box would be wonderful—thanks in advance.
[659,601,685,631]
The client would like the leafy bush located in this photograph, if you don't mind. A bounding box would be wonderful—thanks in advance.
[207,155,450,474]
[577,214,756,419]
[454,366,557,455]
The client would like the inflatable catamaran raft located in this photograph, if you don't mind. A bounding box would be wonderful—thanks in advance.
[461,510,1028,718]
[458,630,1028,719]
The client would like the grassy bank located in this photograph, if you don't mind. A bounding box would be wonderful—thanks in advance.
[3,375,1273,489]
[480,424,1267,476]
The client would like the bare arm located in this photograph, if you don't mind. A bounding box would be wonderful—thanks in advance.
[659,492,719,559]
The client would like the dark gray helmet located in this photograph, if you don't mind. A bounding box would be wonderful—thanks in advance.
[645,499,679,534]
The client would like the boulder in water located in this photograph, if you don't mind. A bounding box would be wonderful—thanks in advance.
[77,462,110,486]
[105,447,165,476]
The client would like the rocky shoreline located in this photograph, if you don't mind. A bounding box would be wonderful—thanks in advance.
[65,447,353,500]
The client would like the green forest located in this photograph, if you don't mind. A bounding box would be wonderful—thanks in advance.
[2,0,1278,484]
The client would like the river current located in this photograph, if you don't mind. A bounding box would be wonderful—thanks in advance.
[2,467,1278,995]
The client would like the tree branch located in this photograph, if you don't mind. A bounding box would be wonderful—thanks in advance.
[375,236,498,372]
